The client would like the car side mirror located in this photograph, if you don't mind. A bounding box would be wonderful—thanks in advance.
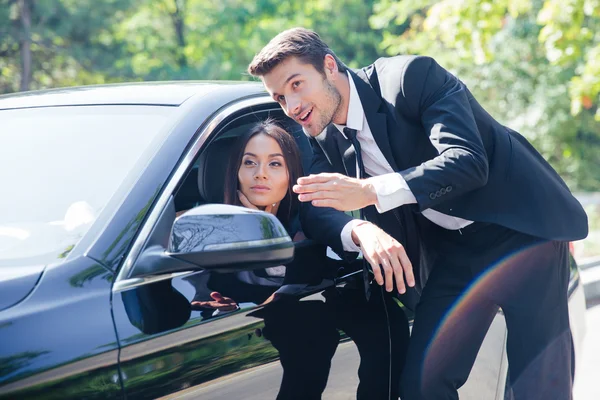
[169,204,293,271]
[129,203,294,278]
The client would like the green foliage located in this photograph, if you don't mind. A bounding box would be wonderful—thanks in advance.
[0,350,50,381]
[372,0,600,190]
[371,0,600,118]
[0,0,139,92]
[107,0,384,81]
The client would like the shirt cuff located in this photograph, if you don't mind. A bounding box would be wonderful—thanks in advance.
[369,173,417,213]
[341,219,368,253]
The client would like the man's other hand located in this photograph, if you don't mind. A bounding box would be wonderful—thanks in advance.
[293,173,377,211]
[352,222,415,294]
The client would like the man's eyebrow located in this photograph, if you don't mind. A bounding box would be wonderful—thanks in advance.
[272,73,302,99]
[284,73,301,85]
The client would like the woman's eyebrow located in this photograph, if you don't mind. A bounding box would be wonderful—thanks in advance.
[243,152,283,157]
[244,152,283,157]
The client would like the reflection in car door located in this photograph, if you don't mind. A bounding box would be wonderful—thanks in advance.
[112,267,283,399]
[113,231,400,399]
[112,178,388,399]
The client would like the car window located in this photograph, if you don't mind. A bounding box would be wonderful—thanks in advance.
[0,105,174,264]
[173,110,306,211]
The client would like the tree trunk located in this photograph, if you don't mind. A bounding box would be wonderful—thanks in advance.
[19,0,32,92]
[172,0,188,69]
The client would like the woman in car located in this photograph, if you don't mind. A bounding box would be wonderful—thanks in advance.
[191,120,307,313]
[196,120,410,399]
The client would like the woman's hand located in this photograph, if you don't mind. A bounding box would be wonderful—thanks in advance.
[238,190,280,215]
[191,292,238,312]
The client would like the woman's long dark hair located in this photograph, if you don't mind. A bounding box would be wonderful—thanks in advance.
[223,119,303,232]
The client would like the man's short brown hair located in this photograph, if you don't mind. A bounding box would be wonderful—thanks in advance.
[248,27,347,77]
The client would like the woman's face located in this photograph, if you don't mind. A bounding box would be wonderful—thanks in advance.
[238,133,289,208]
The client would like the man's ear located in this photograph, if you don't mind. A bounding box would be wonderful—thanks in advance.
[323,54,338,77]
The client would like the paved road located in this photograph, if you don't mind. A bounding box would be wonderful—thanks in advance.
[573,303,600,400]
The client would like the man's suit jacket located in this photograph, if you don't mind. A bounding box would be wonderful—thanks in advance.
[300,55,588,260]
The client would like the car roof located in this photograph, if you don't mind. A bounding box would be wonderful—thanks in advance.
[0,81,266,110]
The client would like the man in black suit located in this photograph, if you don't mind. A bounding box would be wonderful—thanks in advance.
[248,28,588,399]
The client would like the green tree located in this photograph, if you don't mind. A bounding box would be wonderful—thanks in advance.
[107,0,384,81]
[0,0,137,93]
[1,0,384,89]
[372,0,600,120]
[372,0,600,190]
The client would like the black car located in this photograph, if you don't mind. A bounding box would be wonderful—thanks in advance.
[0,82,587,399]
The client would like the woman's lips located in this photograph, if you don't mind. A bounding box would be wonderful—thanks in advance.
[250,185,270,193]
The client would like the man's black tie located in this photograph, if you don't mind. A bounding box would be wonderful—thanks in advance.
[343,127,371,301]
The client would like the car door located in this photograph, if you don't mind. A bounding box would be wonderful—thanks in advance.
[111,98,400,399]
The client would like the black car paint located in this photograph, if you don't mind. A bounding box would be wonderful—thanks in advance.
[0,255,121,399]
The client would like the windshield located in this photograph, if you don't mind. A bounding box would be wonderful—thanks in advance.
[0,105,174,264]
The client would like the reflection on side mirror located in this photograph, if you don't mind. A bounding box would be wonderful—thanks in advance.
[168,204,294,272]
[128,204,294,279]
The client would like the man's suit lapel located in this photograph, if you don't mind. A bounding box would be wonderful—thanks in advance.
[350,69,400,172]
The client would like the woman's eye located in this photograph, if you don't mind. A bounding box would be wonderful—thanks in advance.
[277,95,285,103]
[270,161,282,167]
[292,81,301,89]
[243,159,255,166]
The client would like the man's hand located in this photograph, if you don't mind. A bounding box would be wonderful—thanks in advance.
[293,173,377,211]
[352,222,415,294]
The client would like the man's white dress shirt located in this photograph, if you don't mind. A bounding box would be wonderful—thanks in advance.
[333,72,473,252]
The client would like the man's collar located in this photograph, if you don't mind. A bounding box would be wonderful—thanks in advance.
[334,71,365,138]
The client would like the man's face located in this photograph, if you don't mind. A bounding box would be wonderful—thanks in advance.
[261,56,342,137]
